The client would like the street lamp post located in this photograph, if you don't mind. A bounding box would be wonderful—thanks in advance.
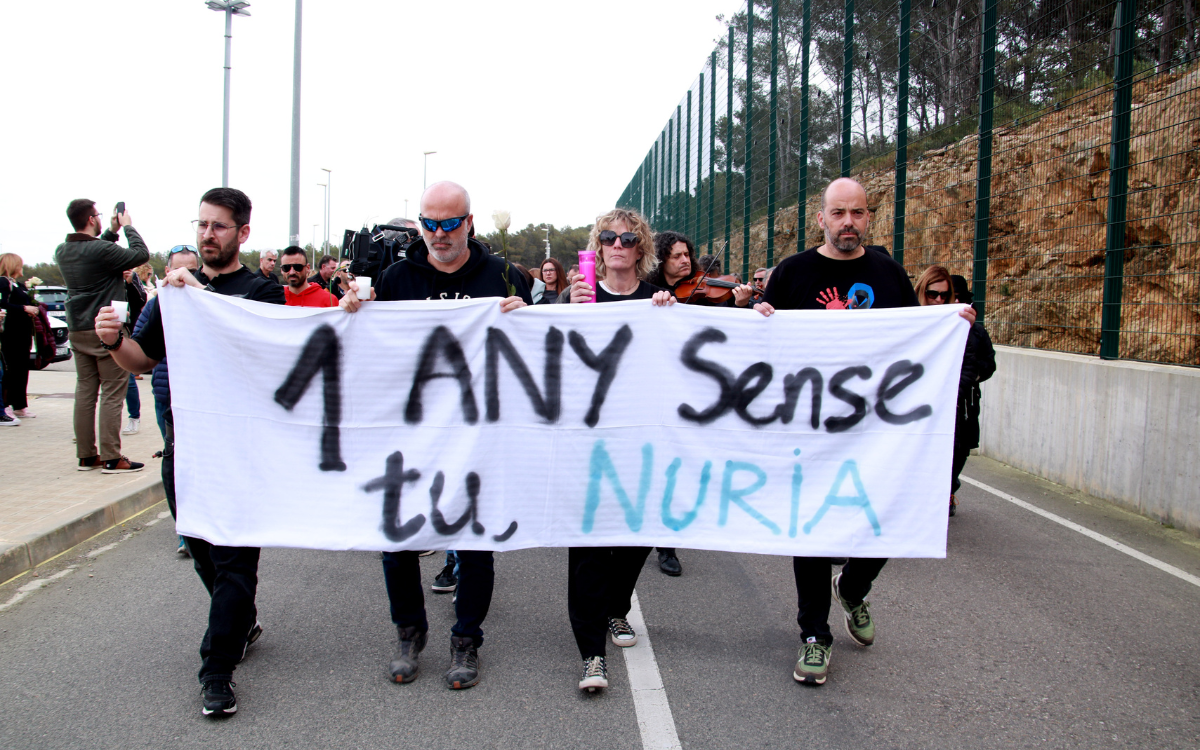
[404,198,409,220]
[320,168,331,252]
[317,182,327,252]
[288,0,302,245]
[545,225,552,260]
[204,1,251,187]
[423,151,436,190]
[312,224,319,249]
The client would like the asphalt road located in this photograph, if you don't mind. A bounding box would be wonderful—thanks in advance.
[2,455,1198,749]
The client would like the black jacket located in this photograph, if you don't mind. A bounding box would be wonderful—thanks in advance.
[375,238,532,304]
[961,322,996,391]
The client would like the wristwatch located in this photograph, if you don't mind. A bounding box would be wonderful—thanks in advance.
[100,332,124,351]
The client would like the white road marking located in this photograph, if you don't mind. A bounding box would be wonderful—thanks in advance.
[87,543,119,558]
[961,475,1200,589]
[622,591,682,750]
[145,512,171,527]
[0,567,76,612]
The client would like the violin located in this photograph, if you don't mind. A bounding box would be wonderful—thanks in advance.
[675,270,764,306]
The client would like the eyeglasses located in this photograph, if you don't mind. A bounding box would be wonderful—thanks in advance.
[924,289,954,302]
[191,219,240,235]
[168,245,198,255]
[280,263,306,273]
[598,230,638,247]
[418,214,469,233]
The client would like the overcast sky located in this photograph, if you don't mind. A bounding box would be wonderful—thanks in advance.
[3,0,735,267]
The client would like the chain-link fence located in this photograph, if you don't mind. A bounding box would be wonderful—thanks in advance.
[617,0,1199,367]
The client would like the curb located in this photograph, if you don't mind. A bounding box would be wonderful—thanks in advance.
[0,474,165,586]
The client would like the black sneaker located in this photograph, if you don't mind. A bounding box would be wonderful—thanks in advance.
[579,656,608,692]
[0,413,20,427]
[239,621,263,663]
[102,456,144,473]
[658,549,682,576]
[445,636,480,689]
[389,626,427,683]
[608,617,637,647]
[77,455,101,471]
[431,563,458,593]
[200,679,237,717]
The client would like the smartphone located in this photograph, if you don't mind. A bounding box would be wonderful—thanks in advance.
[115,202,126,216]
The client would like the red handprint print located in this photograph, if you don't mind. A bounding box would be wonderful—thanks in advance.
[816,287,847,310]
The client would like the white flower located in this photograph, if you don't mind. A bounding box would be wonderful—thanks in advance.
[27,276,43,287]
[492,210,511,232]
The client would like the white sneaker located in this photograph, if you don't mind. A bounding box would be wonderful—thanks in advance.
[122,418,140,435]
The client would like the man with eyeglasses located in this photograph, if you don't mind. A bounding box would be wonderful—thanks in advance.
[280,246,338,307]
[94,187,284,718]
[257,248,280,284]
[341,180,531,690]
[752,177,976,688]
[55,199,150,474]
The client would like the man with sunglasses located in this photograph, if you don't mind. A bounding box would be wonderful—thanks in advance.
[55,199,150,474]
[280,246,338,307]
[341,180,530,691]
[753,177,976,688]
[95,187,284,718]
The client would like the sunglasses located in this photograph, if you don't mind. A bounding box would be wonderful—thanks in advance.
[418,214,469,233]
[598,230,638,247]
[169,245,198,255]
[924,289,954,302]
[280,263,307,273]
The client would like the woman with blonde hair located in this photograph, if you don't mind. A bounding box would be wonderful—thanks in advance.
[0,253,39,420]
[563,208,671,303]
[915,265,995,516]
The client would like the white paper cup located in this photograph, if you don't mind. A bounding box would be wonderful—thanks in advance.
[110,300,129,323]
[355,277,372,301]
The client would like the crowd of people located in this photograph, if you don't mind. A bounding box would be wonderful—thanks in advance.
[29,174,993,718]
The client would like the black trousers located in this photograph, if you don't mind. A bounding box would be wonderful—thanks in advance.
[163,422,261,683]
[951,437,971,494]
[793,556,887,644]
[381,549,494,647]
[567,546,652,659]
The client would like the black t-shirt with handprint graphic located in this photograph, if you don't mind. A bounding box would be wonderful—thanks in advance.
[763,247,917,311]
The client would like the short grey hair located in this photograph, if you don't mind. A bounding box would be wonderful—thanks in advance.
[262,248,278,260]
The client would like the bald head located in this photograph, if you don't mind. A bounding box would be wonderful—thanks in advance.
[419,180,474,271]
[820,177,867,209]
[421,181,471,216]
[816,178,870,259]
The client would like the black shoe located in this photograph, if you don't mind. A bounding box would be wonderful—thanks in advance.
[389,625,427,683]
[658,550,682,576]
[445,636,480,689]
[101,456,144,474]
[200,679,237,717]
[431,563,458,593]
[77,455,100,471]
[579,656,609,692]
[239,621,263,663]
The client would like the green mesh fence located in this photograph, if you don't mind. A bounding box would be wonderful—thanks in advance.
[617,0,1200,367]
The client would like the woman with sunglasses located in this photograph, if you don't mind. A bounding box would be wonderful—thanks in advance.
[915,265,996,516]
[558,209,673,693]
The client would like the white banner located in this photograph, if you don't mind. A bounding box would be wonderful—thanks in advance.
[161,287,969,558]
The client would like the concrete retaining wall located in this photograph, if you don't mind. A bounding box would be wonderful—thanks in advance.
[978,346,1200,534]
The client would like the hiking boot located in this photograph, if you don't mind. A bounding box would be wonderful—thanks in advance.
[445,636,480,689]
[608,617,637,647]
[200,679,237,716]
[102,456,144,474]
[949,494,957,517]
[658,549,682,576]
[431,563,457,593]
[832,572,875,646]
[239,621,263,663]
[78,455,101,471]
[389,625,427,683]
[579,656,609,692]
[793,638,831,685]
[122,417,140,435]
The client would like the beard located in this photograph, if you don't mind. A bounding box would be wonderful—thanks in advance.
[428,240,467,265]
[201,234,240,269]
[825,225,863,252]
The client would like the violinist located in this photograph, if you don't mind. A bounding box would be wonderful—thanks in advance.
[648,231,758,307]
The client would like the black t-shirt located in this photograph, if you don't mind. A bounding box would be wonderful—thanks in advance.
[134,265,286,362]
[308,273,345,299]
[764,247,917,311]
[595,279,663,303]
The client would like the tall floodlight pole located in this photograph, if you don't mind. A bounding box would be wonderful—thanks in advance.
[423,151,436,190]
[288,0,302,244]
[312,224,319,248]
[320,167,331,251]
[317,182,327,251]
[404,198,409,219]
[544,225,552,260]
[205,1,251,187]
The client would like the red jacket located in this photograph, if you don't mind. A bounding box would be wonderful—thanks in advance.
[285,282,339,308]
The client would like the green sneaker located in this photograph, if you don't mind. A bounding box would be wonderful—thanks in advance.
[793,638,831,685]
[832,572,875,646]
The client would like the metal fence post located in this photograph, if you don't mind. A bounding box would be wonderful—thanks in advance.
[972,0,998,322]
[893,0,911,264]
[667,120,675,229]
[686,90,693,239]
[841,0,854,177]
[676,106,683,231]
[1100,0,1137,359]
[744,2,754,280]
[767,0,779,268]
[709,51,717,253]
[698,73,704,244]
[726,26,734,273]
[798,0,811,252]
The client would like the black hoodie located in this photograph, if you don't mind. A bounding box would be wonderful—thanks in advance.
[374,238,532,304]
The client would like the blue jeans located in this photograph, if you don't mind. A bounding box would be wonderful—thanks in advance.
[125,374,140,420]
[382,549,493,646]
